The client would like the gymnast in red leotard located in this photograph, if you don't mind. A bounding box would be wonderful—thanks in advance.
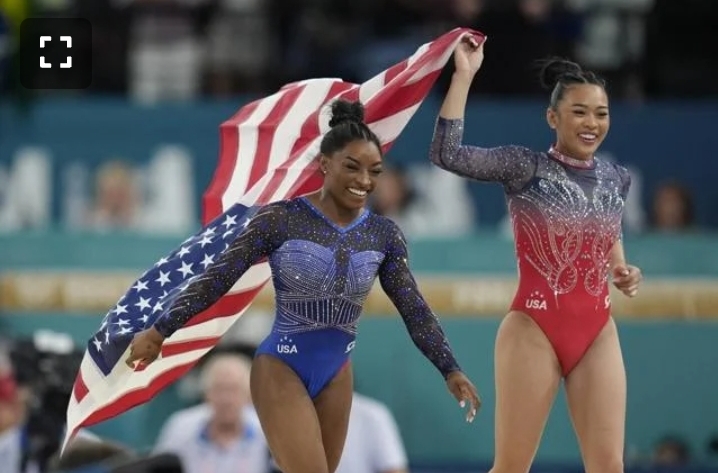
[429,35,642,473]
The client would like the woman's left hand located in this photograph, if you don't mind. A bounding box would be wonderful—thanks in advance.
[446,371,481,423]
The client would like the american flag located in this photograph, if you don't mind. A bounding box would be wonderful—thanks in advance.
[62,27,484,452]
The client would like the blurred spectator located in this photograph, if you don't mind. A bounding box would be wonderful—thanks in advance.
[265,0,305,88]
[126,0,216,103]
[153,354,269,473]
[352,0,440,79]
[335,392,409,473]
[275,0,373,85]
[86,160,142,231]
[370,166,418,224]
[204,0,271,96]
[79,150,196,235]
[567,0,654,100]
[370,165,476,238]
[652,434,691,467]
[650,181,695,232]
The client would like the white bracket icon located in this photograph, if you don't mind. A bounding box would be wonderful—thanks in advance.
[40,36,51,68]
[60,36,72,68]
[38,35,73,69]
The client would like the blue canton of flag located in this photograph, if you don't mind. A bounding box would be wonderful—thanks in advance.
[87,203,259,375]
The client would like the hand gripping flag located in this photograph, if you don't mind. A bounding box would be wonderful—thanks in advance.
[62,27,485,452]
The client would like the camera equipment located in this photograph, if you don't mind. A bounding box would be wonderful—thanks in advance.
[8,333,84,473]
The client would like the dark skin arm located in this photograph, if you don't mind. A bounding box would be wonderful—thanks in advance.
[378,221,481,422]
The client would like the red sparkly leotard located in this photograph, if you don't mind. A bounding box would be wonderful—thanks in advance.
[430,118,631,376]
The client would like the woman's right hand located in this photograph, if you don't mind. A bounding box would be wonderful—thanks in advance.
[454,34,485,79]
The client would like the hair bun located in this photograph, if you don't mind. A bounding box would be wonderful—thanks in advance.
[328,100,365,128]
[537,57,583,90]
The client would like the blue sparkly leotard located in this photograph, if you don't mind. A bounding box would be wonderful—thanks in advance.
[429,117,631,376]
[154,197,461,397]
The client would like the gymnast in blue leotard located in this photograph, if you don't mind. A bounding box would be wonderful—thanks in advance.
[127,99,480,473]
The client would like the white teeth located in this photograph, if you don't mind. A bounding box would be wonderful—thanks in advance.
[347,188,367,197]
[579,133,597,140]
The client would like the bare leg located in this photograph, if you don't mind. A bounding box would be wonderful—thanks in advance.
[313,362,353,473]
[251,354,330,473]
[565,317,626,473]
[490,311,562,473]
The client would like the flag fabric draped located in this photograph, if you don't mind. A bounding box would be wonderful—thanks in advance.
[62,27,484,452]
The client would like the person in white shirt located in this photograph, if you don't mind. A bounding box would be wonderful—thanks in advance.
[335,392,409,473]
[153,354,269,473]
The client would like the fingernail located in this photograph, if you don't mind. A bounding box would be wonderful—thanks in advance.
[460,400,465,408]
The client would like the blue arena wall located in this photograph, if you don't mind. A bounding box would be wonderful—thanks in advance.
[2,97,718,228]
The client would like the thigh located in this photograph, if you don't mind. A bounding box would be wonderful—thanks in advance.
[251,354,329,473]
[491,311,562,473]
[565,317,626,473]
[313,362,354,473]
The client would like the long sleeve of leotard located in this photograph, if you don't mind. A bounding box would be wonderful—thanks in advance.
[153,203,288,338]
[378,221,461,379]
[429,117,538,192]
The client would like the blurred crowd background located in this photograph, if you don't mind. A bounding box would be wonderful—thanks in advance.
[1,0,717,472]
[2,0,717,101]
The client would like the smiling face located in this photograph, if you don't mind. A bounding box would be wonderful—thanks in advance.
[546,83,610,160]
[320,139,383,212]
